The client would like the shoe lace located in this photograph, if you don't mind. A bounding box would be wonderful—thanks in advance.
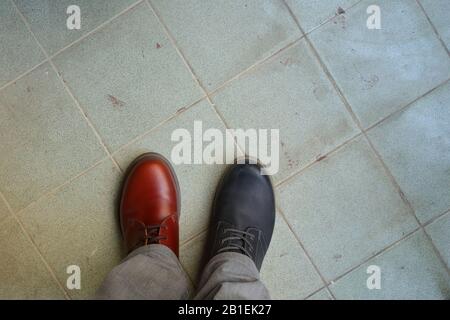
[217,228,256,258]
[143,224,167,245]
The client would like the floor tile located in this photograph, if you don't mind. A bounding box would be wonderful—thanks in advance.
[368,82,450,223]
[419,0,450,50]
[212,39,359,183]
[426,212,450,269]
[278,136,418,280]
[285,0,360,32]
[180,231,208,286]
[151,0,301,91]
[0,0,45,86]
[114,100,230,243]
[0,219,65,299]
[306,288,333,300]
[0,63,106,211]
[330,231,450,299]
[53,2,203,151]
[18,159,123,299]
[15,0,139,55]
[260,213,323,299]
[309,0,450,128]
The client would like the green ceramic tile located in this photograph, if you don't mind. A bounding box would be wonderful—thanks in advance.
[19,159,123,299]
[278,137,418,280]
[53,2,203,151]
[212,39,359,183]
[15,0,139,55]
[151,0,301,90]
[330,231,450,299]
[261,214,323,299]
[419,0,450,50]
[180,231,208,285]
[0,0,45,86]
[426,212,450,269]
[0,219,65,299]
[307,288,333,300]
[309,0,450,128]
[0,63,106,211]
[368,82,450,223]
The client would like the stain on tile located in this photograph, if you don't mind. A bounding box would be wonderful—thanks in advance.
[285,0,359,32]
[309,0,450,128]
[151,0,301,90]
[106,94,126,108]
[212,39,359,183]
[53,2,203,151]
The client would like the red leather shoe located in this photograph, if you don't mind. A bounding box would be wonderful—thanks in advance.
[120,153,180,256]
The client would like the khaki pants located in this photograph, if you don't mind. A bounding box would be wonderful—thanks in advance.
[96,244,270,300]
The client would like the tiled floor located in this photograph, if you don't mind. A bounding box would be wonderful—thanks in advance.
[0,0,449,299]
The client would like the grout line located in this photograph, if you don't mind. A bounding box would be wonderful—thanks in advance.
[422,228,450,275]
[146,0,246,156]
[1,0,143,93]
[416,0,450,57]
[364,78,450,133]
[6,0,449,296]
[180,228,208,248]
[110,95,207,157]
[16,156,110,218]
[146,0,206,93]
[330,227,422,284]
[297,0,364,37]
[283,0,450,280]
[49,60,123,172]
[48,0,144,60]
[422,208,450,228]
[302,285,330,300]
[276,207,336,299]
[207,36,304,97]
[362,135,450,276]
[206,1,367,98]
[146,1,226,126]
[274,77,449,190]
[11,0,123,173]
[0,58,48,92]
[0,188,71,299]
[324,287,336,300]
[275,132,363,188]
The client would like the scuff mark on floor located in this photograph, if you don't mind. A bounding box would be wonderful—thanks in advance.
[333,7,347,29]
[107,94,126,108]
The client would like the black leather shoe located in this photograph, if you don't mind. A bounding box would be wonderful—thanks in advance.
[209,161,275,270]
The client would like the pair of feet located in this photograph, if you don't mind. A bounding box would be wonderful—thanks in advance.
[120,153,275,271]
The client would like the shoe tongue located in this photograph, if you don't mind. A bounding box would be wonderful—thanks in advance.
[224,229,253,255]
